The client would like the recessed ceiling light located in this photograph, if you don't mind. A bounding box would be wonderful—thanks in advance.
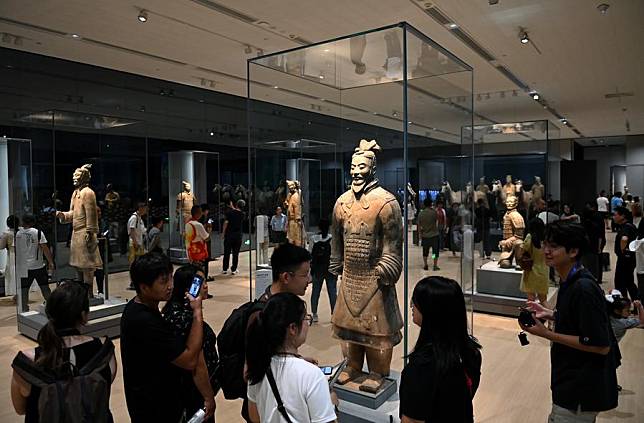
[597,3,610,14]
[319,74,325,79]
[71,33,81,39]
[530,91,540,100]
[209,130,214,136]
[323,48,330,52]
[446,23,458,29]
[273,85,279,89]
[138,10,148,23]
[520,32,529,44]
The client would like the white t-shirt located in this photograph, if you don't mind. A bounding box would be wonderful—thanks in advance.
[15,227,47,277]
[127,213,146,246]
[247,356,336,423]
[185,220,209,243]
[597,196,609,212]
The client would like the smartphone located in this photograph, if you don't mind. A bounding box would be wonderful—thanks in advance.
[319,366,333,375]
[518,307,536,327]
[328,358,349,387]
[189,274,204,298]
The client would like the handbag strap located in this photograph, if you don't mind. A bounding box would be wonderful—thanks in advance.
[266,367,293,423]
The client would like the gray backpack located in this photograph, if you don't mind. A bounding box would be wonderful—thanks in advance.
[11,338,114,423]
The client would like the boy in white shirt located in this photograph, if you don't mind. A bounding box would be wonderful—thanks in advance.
[15,214,54,312]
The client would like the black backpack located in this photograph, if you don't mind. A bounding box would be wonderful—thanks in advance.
[11,338,114,423]
[311,237,331,277]
[215,300,265,399]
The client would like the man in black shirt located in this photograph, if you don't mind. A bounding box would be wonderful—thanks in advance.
[222,199,244,275]
[120,252,214,422]
[521,221,617,422]
[613,206,638,300]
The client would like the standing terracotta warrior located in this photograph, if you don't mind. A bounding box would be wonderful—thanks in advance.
[176,181,196,225]
[502,174,516,199]
[285,180,304,246]
[330,139,403,393]
[531,176,545,203]
[56,164,103,296]
[498,195,525,269]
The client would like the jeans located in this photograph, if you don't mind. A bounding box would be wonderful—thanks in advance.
[20,266,51,312]
[223,237,242,272]
[310,271,337,314]
[548,404,598,422]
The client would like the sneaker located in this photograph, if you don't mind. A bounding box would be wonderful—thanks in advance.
[221,270,228,275]
[206,276,215,282]
[231,270,238,275]
[312,313,319,323]
[423,265,429,271]
[433,266,441,271]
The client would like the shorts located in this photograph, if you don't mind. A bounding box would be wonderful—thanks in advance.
[421,236,440,258]
[128,244,145,264]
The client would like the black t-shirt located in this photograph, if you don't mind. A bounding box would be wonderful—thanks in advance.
[224,209,244,240]
[399,344,481,423]
[551,267,618,412]
[615,222,637,261]
[120,299,185,423]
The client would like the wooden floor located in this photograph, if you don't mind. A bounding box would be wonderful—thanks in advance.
[0,231,642,422]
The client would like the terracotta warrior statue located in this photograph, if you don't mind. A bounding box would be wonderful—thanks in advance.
[56,164,103,297]
[330,139,403,394]
[498,195,525,269]
[502,174,516,199]
[531,176,545,203]
[176,181,196,225]
[285,180,304,246]
[475,176,490,208]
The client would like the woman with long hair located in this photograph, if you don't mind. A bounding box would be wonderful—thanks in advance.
[246,292,336,423]
[519,217,550,306]
[162,264,217,421]
[10,281,117,421]
[400,276,482,423]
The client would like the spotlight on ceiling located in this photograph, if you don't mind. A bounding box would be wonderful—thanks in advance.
[488,0,499,5]
[519,31,529,44]
[597,3,610,14]
[138,10,148,22]
[70,33,81,39]
[561,118,568,125]
[529,91,540,101]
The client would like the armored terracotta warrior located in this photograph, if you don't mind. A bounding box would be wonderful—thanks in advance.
[56,164,103,297]
[285,180,304,246]
[176,181,196,224]
[330,139,403,394]
[531,176,545,203]
[502,174,517,199]
[476,176,490,208]
[498,195,525,269]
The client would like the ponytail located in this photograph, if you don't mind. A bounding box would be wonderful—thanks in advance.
[245,293,306,385]
[36,321,65,369]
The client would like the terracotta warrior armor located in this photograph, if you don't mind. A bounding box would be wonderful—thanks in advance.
[498,195,525,269]
[176,181,196,224]
[330,139,403,393]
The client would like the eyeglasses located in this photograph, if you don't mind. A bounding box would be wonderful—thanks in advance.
[304,314,314,326]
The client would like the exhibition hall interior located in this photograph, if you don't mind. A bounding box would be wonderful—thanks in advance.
[0,1,643,422]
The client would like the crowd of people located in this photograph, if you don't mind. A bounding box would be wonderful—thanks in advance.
[5,187,644,423]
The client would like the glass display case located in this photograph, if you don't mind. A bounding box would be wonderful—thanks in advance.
[248,22,474,410]
[460,120,564,315]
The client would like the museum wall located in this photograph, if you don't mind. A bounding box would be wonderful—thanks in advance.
[583,145,626,194]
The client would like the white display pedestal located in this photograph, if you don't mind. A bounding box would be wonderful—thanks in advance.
[336,370,401,423]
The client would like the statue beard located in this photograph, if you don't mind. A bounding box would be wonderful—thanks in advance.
[351,174,373,195]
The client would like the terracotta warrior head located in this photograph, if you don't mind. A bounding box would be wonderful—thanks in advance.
[351,139,380,195]
[534,176,541,184]
[287,180,299,193]
[182,181,192,192]
[72,164,92,187]
[479,176,486,184]
[505,174,513,184]
[506,195,518,210]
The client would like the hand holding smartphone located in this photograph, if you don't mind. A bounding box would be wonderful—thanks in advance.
[189,274,205,298]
